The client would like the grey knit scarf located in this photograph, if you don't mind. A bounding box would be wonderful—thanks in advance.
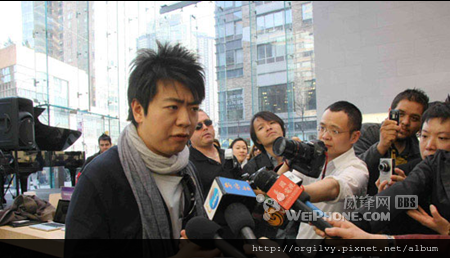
[118,124,205,241]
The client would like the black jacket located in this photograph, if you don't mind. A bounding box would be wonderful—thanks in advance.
[354,123,421,195]
[65,146,204,257]
[354,150,450,234]
[189,145,241,196]
[243,152,276,176]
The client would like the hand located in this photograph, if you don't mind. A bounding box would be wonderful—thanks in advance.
[376,179,389,193]
[291,136,302,142]
[407,205,450,235]
[243,237,290,258]
[313,214,385,240]
[376,168,406,193]
[254,189,266,196]
[377,119,400,155]
[392,168,406,182]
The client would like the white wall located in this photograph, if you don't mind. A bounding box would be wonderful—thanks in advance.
[314,1,450,120]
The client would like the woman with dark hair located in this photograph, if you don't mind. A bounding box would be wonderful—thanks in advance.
[243,111,286,176]
[229,138,248,168]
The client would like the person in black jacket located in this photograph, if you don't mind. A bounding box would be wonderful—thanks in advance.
[243,111,287,239]
[353,101,450,235]
[354,88,429,196]
[189,110,241,196]
[65,42,211,258]
[243,111,286,176]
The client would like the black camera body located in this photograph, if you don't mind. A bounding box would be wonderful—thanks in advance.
[389,109,400,124]
[272,137,327,178]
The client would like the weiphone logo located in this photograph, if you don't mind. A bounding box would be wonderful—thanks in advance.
[256,194,391,222]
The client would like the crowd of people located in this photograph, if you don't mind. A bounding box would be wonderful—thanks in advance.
[65,42,450,257]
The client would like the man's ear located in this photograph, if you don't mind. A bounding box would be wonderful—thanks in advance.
[350,130,361,145]
[131,99,145,123]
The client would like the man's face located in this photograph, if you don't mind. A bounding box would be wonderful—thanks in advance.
[132,80,199,157]
[190,111,215,148]
[99,140,111,153]
[318,110,360,161]
[419,118,450,159]
[253,117,284,150]
[393,100,424,140]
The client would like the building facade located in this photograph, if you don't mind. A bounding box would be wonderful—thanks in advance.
[215,1,317,146]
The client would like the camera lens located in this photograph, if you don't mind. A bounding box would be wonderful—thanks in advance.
[378,161,391,172]
[273,137,286,156]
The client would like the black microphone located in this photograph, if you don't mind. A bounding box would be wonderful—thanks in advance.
[253,168,334,232]
[185,217,249,258]
[224,202,259,246]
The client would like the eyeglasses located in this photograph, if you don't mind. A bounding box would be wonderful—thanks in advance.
[195,119,213,130]
[317,125,349,137]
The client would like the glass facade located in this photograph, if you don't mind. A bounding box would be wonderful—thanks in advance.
[0,1,317,153]
[216,1,317,146]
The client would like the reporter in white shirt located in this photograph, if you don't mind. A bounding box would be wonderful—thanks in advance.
[279,101,368,248]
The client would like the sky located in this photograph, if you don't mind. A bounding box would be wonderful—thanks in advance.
[0,1,22,45]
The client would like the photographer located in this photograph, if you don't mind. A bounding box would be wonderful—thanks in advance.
[244,111,286,176]
[278,101,368,242]
[353,100,450,235]
[354,89,429,195]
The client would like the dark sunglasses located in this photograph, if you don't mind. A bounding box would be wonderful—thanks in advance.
[195,119,213,130]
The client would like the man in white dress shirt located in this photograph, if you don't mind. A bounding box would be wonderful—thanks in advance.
[279,101,368,248]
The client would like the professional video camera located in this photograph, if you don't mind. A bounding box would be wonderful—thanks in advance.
[272,136,327,178]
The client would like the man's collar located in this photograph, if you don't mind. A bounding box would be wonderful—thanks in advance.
[327,147,356,170]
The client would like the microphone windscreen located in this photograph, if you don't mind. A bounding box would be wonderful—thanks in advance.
[253,168,278,192]
[185,216,222,239]
[224,202,255,235]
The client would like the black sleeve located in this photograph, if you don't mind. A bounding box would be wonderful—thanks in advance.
[353,157,434,233]
[65,175,109,239]
[243,157,258,175]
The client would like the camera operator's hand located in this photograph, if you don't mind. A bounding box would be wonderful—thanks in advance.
[376,168,406,193]
[377,118,401,156]
[277,137,302,176]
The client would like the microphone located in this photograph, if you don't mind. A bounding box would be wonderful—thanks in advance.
[224,202,259,245]
[203,177,256,221]
[253,168,333,231]
[185,216,249,258]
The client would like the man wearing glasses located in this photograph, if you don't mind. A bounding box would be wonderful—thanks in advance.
[189,110,241,196]
[279,101,368,245]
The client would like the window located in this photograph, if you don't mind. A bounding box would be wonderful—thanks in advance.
[225,22,234,36]
[220,89,244,121]
[236,49,243,64]
[259,84,288,113]
[224,1,233,8]
[226,50,235,65]
[257,42,285,64]
[234,11,242,20]
[235,21,242,35]
[226,68,243,78]
[302,3,312,21]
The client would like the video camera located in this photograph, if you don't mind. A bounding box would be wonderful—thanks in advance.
[272,137,327,178]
